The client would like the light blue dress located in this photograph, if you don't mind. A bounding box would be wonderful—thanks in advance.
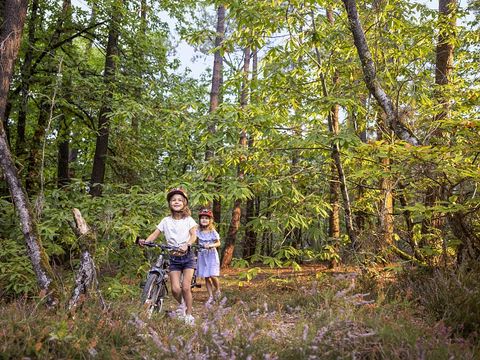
[196,229,220,277]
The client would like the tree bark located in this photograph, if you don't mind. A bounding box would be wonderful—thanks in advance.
[354,95,368,232]
[0,0,54,302]
[25,0,71,194]
[377,114,394,252]
[16,0,39,158]
[57,73,73,188]
[90,0,122,197]
[342,0,419,146]
[243,195,257,258]
[326,9,341,267]
[311,10,358,250]
[131,0,147,133]
[68,208,103,311]
[206,4,225,224]
[221,46,250,268]
[243,47,258,259]
[422,0,457,236]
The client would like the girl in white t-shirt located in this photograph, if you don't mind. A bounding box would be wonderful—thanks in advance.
[140,187,197,325]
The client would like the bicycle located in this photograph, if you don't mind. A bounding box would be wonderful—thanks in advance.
[190,243,208,290]
[138,239,204,318]
[138,240,175,317]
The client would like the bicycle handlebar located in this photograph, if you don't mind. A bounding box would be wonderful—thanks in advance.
[136,237,182,252]
[136,236,212,252]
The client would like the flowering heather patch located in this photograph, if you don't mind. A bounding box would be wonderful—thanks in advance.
[0,265,478,358]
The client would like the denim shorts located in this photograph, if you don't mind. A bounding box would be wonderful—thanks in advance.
[169,251,196,272]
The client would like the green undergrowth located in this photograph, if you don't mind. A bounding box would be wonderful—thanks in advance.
[1,266,479,359]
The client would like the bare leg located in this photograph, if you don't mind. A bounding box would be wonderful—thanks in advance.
[181,268,195,315]
[169,271,183,304]
[205,277,213,298]
[210,276,220,293]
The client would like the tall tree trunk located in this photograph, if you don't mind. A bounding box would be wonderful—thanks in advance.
[354,95,368,231]
[57,73,72,188]
[422,0,457,237]
[57,121,70,187]
[85,3,98,54]
[131,0,147,133]
[16,0,39,158]
[243,47,258,259]
[90,0,122,197]
[25,0,71,194]
[25,106,48,193]
[221,46,250,268]
[261,192,273,256]
[0,0,54,301]
[397,181,424,260]
[342,0,419,146]
[57,0,73,189]
[377,114,394,253]
[206,4,225,224]
[243,194,256,258]
[326,9,341,266]
[311,10,358,250]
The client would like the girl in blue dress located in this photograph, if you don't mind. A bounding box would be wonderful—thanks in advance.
[196,208,221,304]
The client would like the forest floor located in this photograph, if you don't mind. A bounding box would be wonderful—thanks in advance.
[1,263,479,359]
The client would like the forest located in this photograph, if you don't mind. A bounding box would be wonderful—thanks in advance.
[0,0,479,358]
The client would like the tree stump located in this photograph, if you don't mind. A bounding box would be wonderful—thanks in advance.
[68,208,105,311]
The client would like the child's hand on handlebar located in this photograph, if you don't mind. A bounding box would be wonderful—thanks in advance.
[137,238,149,247]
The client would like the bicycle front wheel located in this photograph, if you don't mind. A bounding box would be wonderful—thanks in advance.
[141,273,160,317]
[141,273,168,317]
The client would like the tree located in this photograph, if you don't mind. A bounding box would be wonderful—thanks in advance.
[311,8,358,251]
[243,48,258,259]
[221,46,251,268]
[90,0,123,197]
[206,4,225,224]
[25,0,72,194]
[422,0,458,237]
[16,0,40,158]
[0,0,54,302]
[342,0,419,146]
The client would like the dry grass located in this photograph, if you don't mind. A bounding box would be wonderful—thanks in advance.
[1,264,479,359]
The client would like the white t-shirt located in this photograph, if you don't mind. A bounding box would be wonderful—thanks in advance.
[157,216,197,248]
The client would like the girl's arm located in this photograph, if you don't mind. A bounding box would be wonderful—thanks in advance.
[179,226,198,252]
[208,238,221,249]
[140,229,161,245]
[188,226,198,246]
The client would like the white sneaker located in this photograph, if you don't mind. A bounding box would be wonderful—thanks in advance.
[205,296,214,306]
[175,302,186,318]
[184,314,195,325]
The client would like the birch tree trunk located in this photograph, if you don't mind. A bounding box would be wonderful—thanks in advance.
[0,0,54,302]
[342,0,419,146]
